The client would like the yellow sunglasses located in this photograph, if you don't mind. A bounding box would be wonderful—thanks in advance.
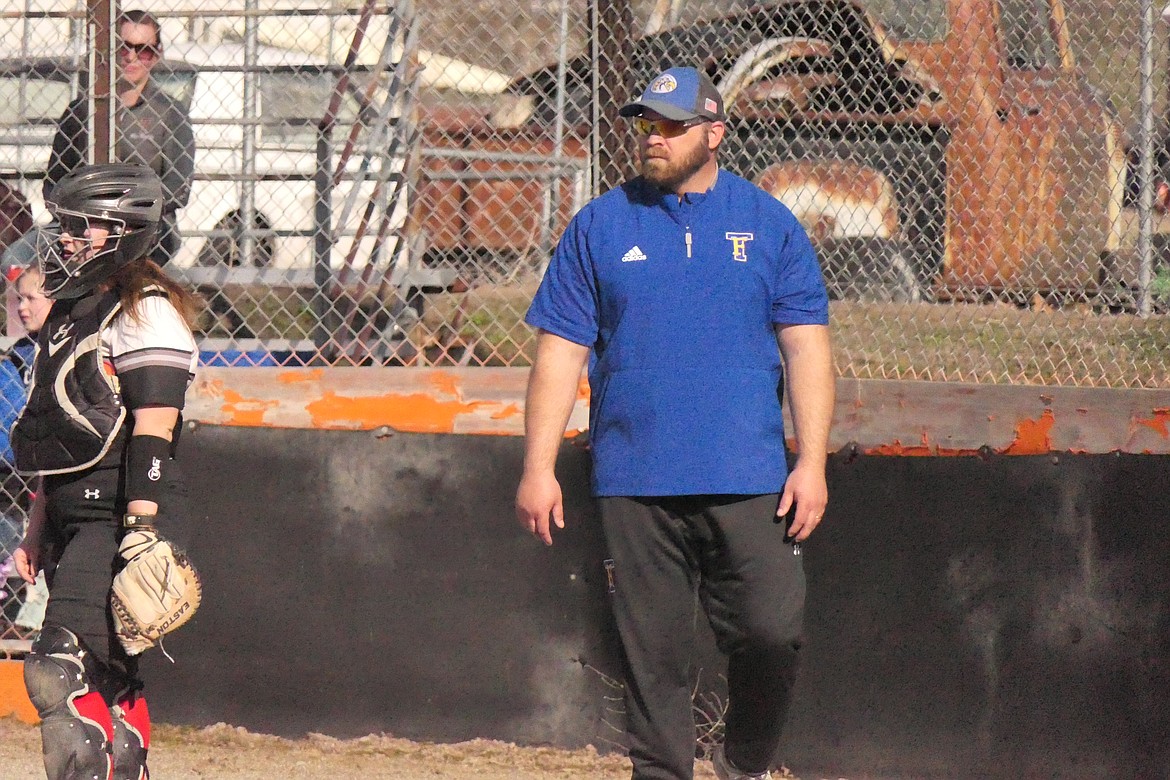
[631,116,706,138]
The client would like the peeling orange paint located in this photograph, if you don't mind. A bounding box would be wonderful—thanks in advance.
[185,371,1170,454]
[863,432,984,457]
[0,661,36,723]
[195,377,225,398]
[1134,408,1170,438]
[867,440,936,456]
[870,432,933,456]
[278,368,323,384]
[490,404,521,421]
[864,441,983,457]
[305,391,493,433]
[1001,408,1055,455]
[458,426,525,436]
[220,389,280,426]
[428,371,461,398]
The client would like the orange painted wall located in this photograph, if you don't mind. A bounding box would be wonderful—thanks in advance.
[0,660,37,724]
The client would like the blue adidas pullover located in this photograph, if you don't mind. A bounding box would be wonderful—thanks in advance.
[526,170,828,496]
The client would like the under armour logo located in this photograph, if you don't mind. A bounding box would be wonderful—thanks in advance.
[48,322,73,356]
[84,488,100,499]
[148,457,162,481]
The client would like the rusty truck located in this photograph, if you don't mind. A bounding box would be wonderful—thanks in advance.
[413,0,1127,304]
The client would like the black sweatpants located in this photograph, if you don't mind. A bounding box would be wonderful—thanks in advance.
[40,465,139,699]
[599,494,805,780]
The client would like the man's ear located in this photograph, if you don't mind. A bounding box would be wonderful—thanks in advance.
[708,121,726,150]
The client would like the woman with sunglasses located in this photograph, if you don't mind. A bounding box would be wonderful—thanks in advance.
[43,9,194,266]
[12,163,200,780]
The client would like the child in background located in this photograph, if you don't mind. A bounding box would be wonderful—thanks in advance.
[4,266,52,632]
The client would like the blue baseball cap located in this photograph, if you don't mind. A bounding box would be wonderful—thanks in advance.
[619,66,725,122]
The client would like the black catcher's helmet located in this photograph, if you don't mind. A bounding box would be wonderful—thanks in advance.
[42,163,163,299]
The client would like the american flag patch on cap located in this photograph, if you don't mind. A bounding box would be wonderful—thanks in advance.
[704,98,718,113]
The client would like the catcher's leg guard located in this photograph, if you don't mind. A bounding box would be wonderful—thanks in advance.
[23,625,114,780]
[111,691,150,780]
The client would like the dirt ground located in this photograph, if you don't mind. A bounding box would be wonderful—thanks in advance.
[0,716,828,780]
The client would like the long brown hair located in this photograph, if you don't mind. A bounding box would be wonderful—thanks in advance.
[108,258,202,328]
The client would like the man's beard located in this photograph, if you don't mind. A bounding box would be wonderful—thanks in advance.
[640,131,711,192]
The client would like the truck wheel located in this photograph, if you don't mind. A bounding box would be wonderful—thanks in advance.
[195,209,276,268]
[821,237,925,304]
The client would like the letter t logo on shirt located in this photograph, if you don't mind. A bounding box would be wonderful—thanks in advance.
[725,232,754,262]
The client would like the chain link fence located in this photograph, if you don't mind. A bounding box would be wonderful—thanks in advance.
[1,0,1170,638]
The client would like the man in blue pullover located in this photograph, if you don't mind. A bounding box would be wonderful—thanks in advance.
[515,66,835,780]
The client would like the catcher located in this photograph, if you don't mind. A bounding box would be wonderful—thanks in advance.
[11,163,201,780]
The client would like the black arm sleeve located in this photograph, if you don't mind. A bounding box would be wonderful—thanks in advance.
[119,364,191,412]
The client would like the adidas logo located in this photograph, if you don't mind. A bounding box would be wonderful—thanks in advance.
[621,245,648,263]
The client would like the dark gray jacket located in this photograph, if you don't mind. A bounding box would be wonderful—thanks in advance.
[43,82,195,261]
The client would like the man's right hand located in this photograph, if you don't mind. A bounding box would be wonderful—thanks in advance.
[515,470,566,546]
[13,543,38,586]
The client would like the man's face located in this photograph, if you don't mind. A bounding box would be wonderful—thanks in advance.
[635,111,722,192]
[117,21,160,90]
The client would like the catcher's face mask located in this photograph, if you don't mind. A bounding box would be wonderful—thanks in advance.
[39,209,126,298]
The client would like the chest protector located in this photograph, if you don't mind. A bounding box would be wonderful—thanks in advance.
[12,291,127,475]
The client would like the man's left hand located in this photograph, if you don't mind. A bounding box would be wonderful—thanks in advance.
[776,460,828,542]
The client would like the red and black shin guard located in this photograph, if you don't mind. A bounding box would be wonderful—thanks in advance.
[110,691,151,780]
[23,626,115,780]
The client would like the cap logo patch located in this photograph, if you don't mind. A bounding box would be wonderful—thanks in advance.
[650,74,678,93]
[705,98,718,113]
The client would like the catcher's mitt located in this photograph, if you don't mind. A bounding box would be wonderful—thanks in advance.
[111,518,202,656]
